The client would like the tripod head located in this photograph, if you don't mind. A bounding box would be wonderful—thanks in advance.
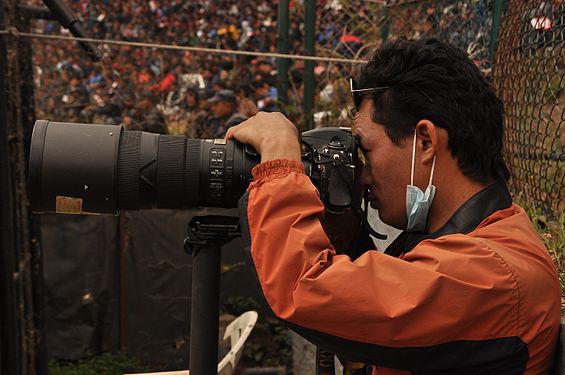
[184,215,240,254]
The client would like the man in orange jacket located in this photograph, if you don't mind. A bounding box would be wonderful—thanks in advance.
[225,38,561,374]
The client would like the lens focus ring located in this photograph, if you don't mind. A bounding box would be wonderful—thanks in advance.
[118,131,142,209]
[157,136,186,208]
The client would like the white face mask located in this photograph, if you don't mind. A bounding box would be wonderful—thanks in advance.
[406,130,436,232]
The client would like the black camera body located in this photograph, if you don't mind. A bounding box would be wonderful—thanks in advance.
[29,120,359,215]
[301,127,358,213]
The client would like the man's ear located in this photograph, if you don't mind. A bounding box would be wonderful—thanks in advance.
[415,120,439,164]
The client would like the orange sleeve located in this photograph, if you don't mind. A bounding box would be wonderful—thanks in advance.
[242,160,559,373]
[245,160,519,347]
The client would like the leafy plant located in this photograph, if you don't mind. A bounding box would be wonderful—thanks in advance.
[543,76,563,104]
[522,202,565,312]
[48,352,150,375]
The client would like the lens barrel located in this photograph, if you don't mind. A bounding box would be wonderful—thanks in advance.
[29,121,259,214]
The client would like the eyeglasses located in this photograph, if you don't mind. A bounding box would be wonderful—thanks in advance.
[350,78,389,111]
[349,78,434,112]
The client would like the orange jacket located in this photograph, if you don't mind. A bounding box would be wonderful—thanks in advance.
[240,160,561,374]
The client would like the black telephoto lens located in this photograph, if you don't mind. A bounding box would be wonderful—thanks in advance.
[29,120,259,214]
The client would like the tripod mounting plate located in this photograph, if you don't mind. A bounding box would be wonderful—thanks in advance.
[184,215,240,254]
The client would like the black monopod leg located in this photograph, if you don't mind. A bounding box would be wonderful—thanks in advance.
[185,215,240,375]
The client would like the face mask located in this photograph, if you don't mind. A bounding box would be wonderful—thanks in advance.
[406,131,436,232]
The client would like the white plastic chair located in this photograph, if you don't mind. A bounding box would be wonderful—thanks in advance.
[124,311,258,375]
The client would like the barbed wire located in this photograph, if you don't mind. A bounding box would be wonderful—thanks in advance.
[0,28,368,65]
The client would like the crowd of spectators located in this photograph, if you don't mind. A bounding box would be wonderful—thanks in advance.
[28,0,501,136]
[384,0,495,70]
[30,0,306,136]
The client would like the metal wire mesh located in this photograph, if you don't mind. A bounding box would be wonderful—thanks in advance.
[292,0,495,127]
[289,1,382,127]
[295,0,562,219]
[492,0,564,218]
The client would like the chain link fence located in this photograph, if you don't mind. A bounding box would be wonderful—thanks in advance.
[492,0,564,218]
[290,0,495,127]
[293,0,562,220]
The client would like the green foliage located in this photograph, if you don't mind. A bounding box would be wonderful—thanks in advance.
[48,353,150,375]
[543,78,563,104]
[523,203,565,311]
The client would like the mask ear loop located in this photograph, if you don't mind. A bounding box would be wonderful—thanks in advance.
[428,156,436,188]
[410,130,417,186]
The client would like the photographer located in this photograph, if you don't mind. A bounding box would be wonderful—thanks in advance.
[226,38,560,374]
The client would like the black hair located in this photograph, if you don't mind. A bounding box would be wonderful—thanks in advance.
[357,38,509,183]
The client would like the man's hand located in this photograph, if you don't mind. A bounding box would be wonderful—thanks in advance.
[224,112,301,163]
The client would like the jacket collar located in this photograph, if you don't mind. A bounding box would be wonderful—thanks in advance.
[384,179,512,257]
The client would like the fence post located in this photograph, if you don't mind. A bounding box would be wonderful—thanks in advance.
[490,0,506,60]
[380,7,391,42]
[304,0,315,129]
[0,0,45,374]
[0,5,21,374]
[277,0,290,108]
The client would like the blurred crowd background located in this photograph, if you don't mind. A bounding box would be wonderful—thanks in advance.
[24,0,562,216]
[24,0,507,138]
[30,0,291,137]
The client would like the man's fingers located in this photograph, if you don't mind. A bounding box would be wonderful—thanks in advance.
[224,125,235,140]
[222,112,301,162]
[224,115,257,140]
